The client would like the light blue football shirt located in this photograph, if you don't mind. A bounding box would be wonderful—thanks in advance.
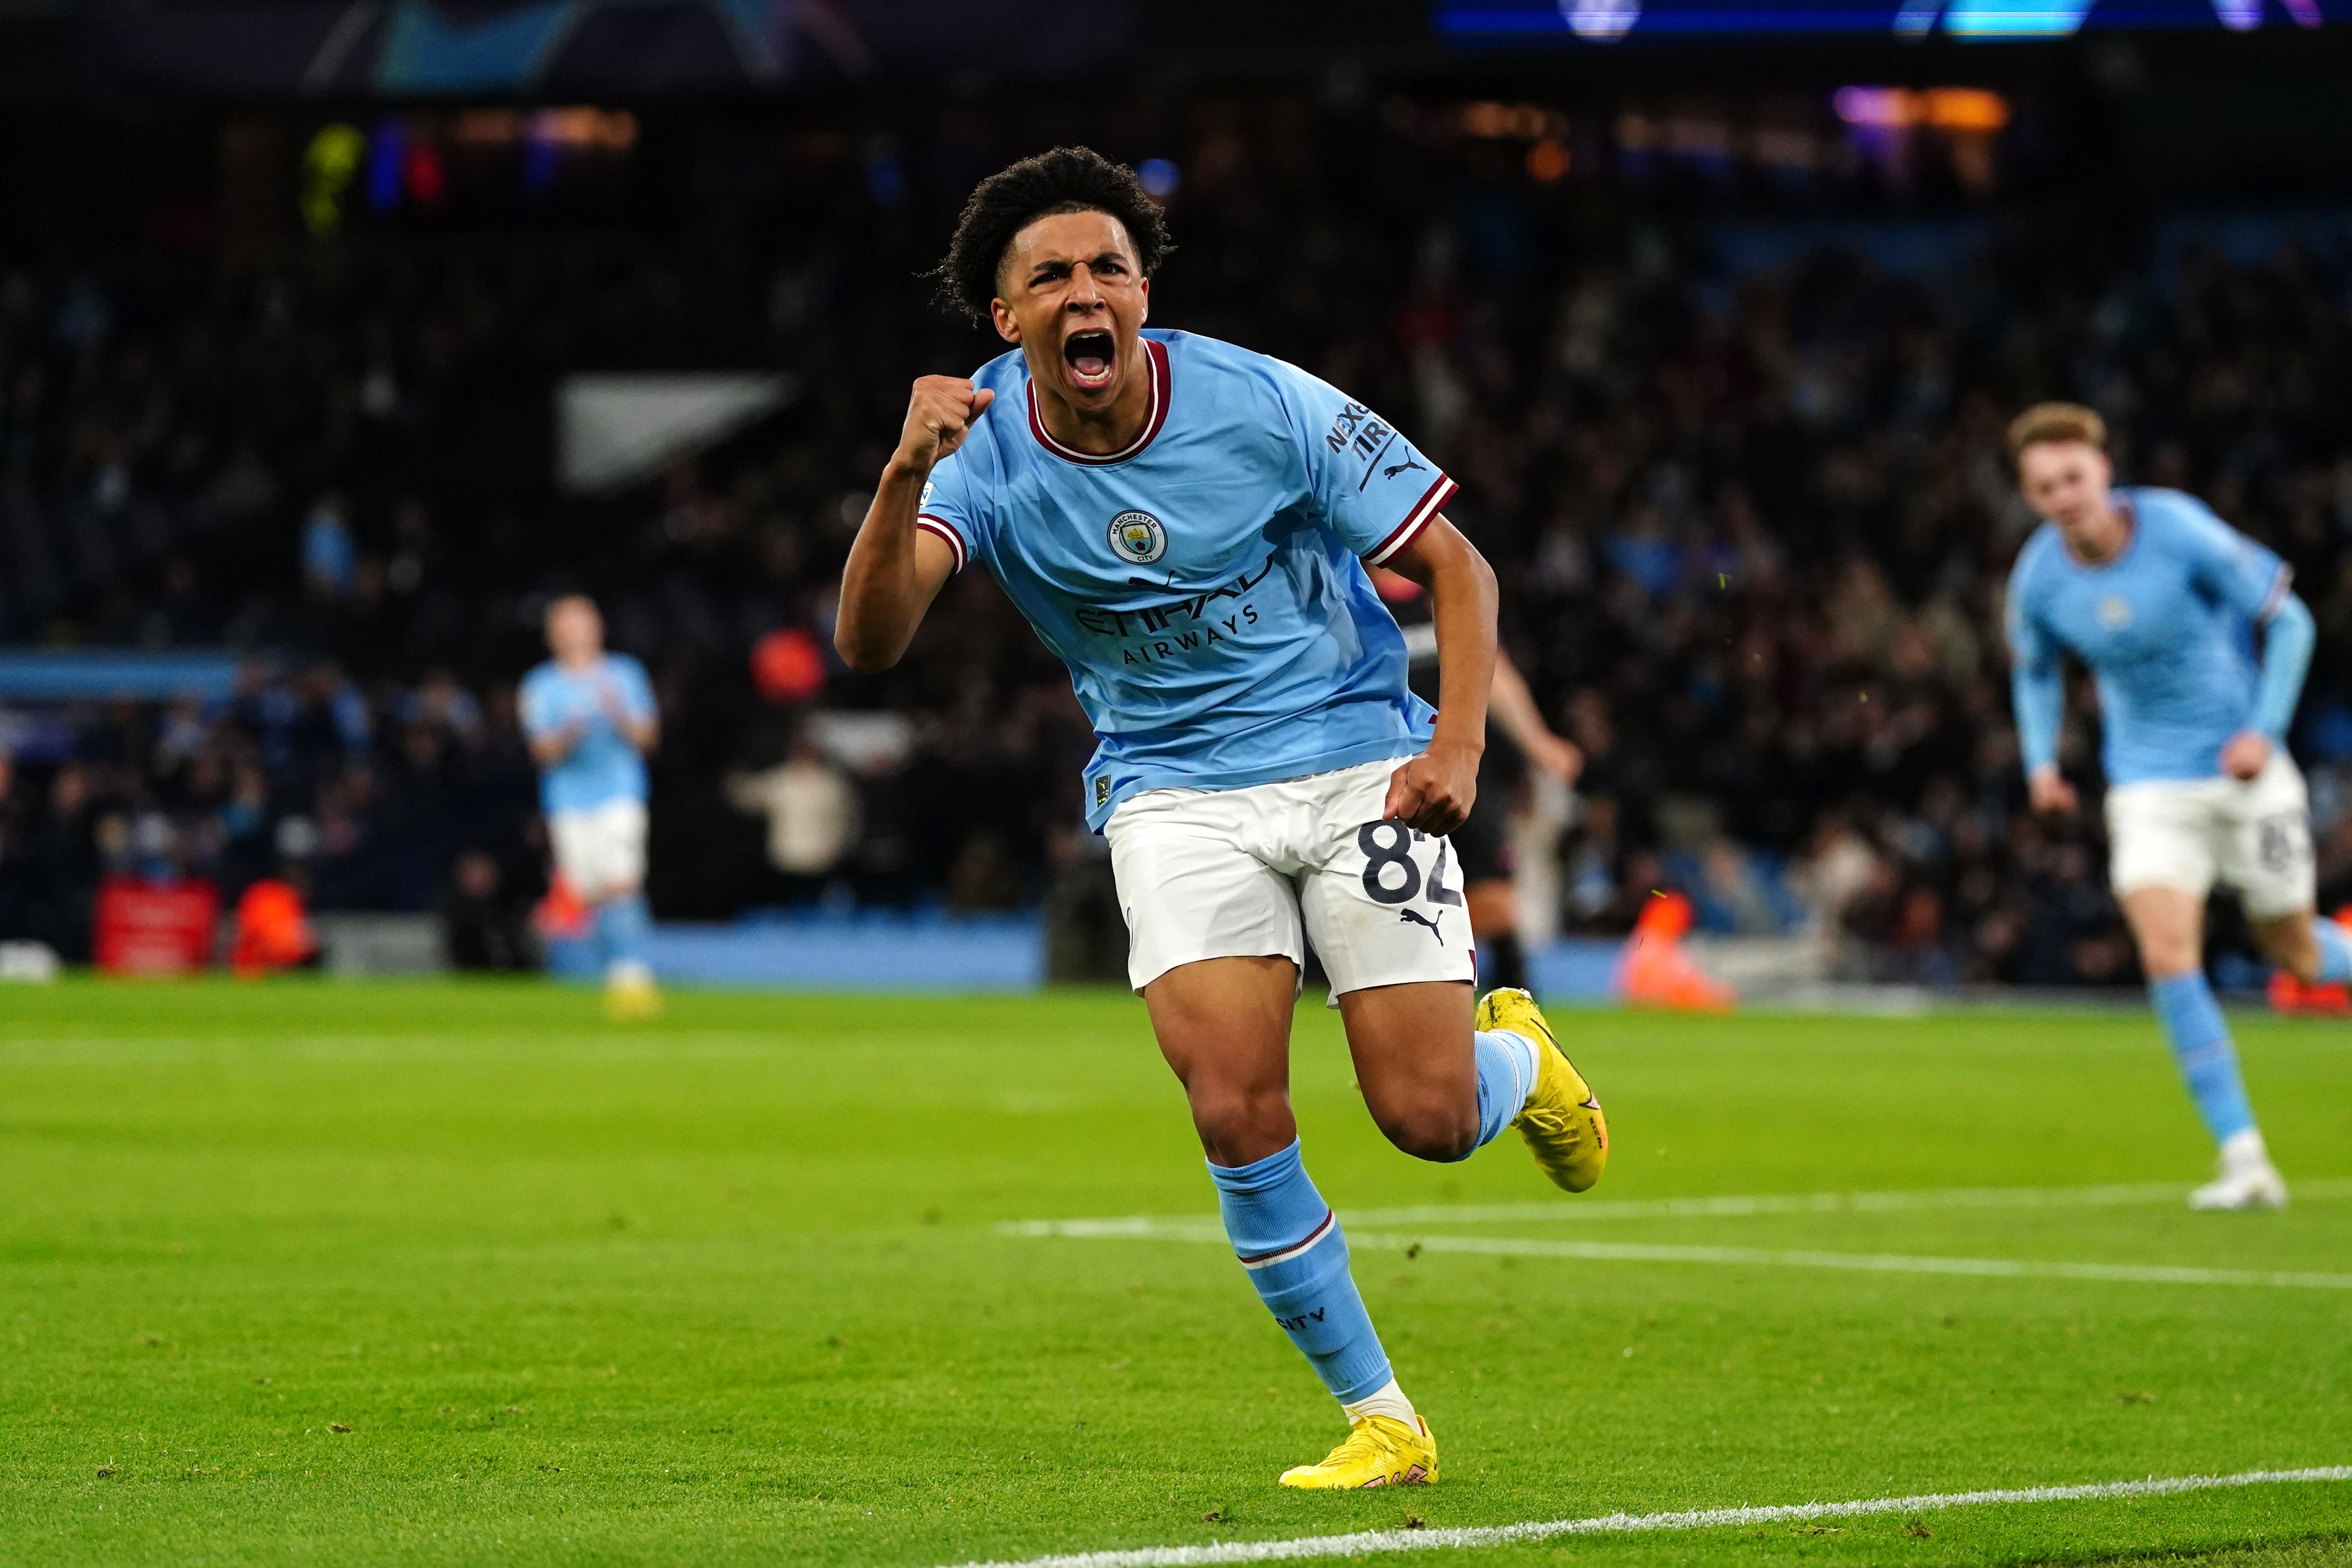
[915,329,1454,830]
[518,652,657,815]
[2006,486,2292,785]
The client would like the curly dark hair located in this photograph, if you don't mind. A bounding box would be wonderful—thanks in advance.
[933,146,1173,325]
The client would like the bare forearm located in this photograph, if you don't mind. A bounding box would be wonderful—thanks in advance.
[835,460,931,671]
[1377,516,1495,832]
[1397,519,1497,754]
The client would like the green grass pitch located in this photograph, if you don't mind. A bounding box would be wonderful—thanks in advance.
[3,980,2349,1567]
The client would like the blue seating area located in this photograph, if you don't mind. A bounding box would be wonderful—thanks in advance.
[581,910,1633,998]
[0,650,241,701]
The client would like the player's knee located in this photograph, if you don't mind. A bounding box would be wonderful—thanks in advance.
[2133,930,2200,979]
[1186,1085,1292,1162]
[1373,1102,1480,1164]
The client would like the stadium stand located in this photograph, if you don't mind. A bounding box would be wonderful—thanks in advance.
[2,96,2349,985]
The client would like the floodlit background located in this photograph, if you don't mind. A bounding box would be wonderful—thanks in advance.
[3,9,2351,1568]
[0,8,2348,995]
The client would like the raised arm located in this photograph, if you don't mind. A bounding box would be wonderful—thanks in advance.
[1380,515,1497,834]
[835,376,993,672]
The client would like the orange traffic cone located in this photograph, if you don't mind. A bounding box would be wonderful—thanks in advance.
[230,879,317,978]
[1613,891,1736,1012]
[533,871,592,942]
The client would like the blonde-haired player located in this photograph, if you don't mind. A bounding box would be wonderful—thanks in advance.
[2005,403,2332,1209]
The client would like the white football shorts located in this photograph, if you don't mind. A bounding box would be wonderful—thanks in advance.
[548,797,648,903]
[1104,757,1480,995]
[2104,753,2313,918]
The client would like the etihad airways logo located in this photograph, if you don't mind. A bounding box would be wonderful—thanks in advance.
[1074,552,1277,666]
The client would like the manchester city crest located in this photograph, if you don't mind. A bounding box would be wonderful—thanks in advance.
[2098,595,2132,629]
[1107,510,1167,566]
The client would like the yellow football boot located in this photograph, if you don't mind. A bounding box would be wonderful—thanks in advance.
[603,975,663,1023]
[1277,1414,1438,1490]
[1479,987,1608,1193]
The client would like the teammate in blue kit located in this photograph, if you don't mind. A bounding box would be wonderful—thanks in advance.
[834,148,1608,1488]
[521,594,663,1021]
[2005,403,2339,1210]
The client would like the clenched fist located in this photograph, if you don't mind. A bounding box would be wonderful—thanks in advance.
[2219,729,2271,782]
[1384,740,1481,836]
[892,376,996,475]
[2027,763,2077,817]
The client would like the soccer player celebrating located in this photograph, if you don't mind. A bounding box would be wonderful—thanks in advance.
[836,148,1607,1488]
[521,594,662,1020]
[2006,403,2338,1210]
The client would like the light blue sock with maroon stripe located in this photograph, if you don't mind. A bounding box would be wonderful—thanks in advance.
[1207,1139,1392,1404]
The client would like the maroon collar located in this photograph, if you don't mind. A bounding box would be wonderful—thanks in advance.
[1027,337,1171,466]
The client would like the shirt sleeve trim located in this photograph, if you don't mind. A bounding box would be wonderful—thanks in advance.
[915,514,970,575]
[1362,475,1457,567]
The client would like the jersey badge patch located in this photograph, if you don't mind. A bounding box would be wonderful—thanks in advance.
[2098,595,2132,629]
[1107,510,1167,566]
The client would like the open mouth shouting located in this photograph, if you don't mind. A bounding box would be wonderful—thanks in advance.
[1062,328,1117,393]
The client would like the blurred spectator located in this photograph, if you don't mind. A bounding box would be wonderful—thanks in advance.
[301,494,357,601]
[442,850,538,971]
[726,730,859,903]
[0,103,2348,988]
[1043,825,1123,983]
[1694,839,1790,937]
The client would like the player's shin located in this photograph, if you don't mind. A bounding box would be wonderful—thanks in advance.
[2148,971,2257,1146]
[1208,1140,1403,1412]
[596,893,655,986]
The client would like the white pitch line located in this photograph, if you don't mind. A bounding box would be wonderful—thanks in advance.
[1342,1231,2352,1291]
[938,1465,2352,1568]
[999,1176,2352,1238]
[1336,1176,2352,1228]
[1000,1219,2352,1290]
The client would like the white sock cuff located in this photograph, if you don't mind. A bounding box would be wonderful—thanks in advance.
[2221,1127,2269,1167]
[1342,1377,1418,1426]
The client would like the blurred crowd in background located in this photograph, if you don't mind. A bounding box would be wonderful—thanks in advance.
[3,93,2351,983]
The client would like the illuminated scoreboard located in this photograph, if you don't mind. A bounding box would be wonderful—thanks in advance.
[1437,0,2335,38]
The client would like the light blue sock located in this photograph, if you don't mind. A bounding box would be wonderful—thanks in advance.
[2314,920,2352,985]
[583,899,614,974]
[1461,1029,1540,1157]
[2149,972,2256,1145]
[595,893,655,979]
[1207,1140,1392,1405]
